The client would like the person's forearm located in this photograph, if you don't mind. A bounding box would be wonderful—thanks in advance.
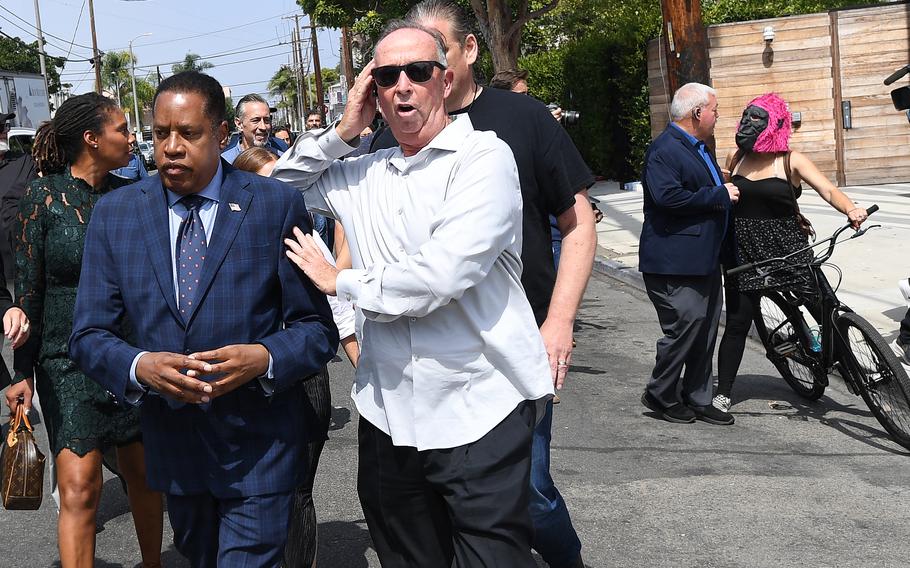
[827,187,857,215]
[341,335,359,368]
[547,213,596,326]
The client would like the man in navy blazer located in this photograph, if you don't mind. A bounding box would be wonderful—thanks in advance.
[69,72,339,567]
[638,82,739,426]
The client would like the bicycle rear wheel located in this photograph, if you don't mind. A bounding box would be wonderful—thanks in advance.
[838,312,910,450]
[755,292,827,400]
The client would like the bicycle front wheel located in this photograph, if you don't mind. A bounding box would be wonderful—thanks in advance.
[755,292,827,400]
[838,312,910,450]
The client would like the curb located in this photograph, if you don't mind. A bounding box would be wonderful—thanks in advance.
[593,255,644,292]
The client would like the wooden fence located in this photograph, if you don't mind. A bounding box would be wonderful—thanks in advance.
[648,2,910,186]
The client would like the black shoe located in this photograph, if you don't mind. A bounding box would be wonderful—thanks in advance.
[661,403,696,423]
[641,391,662,414]
[642,391,696,423]
[693,405,735,425]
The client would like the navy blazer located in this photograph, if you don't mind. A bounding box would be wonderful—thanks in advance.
[638,125,733,276]
[69,162,339,497]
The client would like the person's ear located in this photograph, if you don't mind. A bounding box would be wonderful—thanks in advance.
[217,120,229,144]
[83,129,99,149]
[693,107,702,120]
[443,69,454,99]
[234,116,243,130]
[464,33,479,66]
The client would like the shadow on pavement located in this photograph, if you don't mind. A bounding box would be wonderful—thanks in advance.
[316,520,373,567]
[734,373,910,455]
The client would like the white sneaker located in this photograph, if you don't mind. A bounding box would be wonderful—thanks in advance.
[899,279,910,308]
[712,394,731,413]
[890,339,910,368]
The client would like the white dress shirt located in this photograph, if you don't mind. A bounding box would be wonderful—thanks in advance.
[273,115,553,450]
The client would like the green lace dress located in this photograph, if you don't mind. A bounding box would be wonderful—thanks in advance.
[12,168,142,457]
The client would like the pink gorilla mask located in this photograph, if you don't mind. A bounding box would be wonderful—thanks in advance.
[734,93,791,154]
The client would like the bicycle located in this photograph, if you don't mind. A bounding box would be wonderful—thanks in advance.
[726,204,910,450]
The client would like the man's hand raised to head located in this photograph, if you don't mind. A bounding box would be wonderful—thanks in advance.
[336,60,378,143]
[135,352,214,404]
[187,344,271,398]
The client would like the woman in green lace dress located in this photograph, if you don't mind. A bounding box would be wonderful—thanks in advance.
[4,93,163,567]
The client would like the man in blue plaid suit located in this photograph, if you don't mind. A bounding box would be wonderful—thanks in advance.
[69,72,339,567]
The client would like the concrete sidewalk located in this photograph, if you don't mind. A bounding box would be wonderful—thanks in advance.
[590,180,910,339]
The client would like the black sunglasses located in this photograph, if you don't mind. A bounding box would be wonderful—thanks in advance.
[371,61,446,88]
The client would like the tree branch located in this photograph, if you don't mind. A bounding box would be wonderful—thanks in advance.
[506,0,560,41]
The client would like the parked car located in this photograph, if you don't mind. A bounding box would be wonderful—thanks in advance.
[8,127,36,155]
[138,141,154,169]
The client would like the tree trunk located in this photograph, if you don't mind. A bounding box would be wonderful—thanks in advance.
[470,0,561,74]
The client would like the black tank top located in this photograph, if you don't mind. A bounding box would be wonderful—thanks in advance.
[732,175,802,219]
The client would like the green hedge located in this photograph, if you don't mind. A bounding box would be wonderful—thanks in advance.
[522,32,650,181]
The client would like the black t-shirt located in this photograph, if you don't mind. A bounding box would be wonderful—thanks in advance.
[371,87,594,325]
[0,151,37,282]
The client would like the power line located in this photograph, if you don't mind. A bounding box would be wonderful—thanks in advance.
[104,10,300,50]
[0,29,85,64]
[0,4,94,52]
[59,38,293,77]
[133,46,288,71]
[63,0,87,61]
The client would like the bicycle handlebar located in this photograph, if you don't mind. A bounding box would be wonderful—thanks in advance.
[725,204,879,277]
[885,65,910,85]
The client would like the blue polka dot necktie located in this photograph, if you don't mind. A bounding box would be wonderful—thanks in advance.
[176,195,207,318]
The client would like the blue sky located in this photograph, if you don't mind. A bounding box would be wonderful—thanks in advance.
[1,0,342,103]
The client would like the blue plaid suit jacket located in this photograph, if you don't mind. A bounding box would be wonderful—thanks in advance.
[69,162,339,497]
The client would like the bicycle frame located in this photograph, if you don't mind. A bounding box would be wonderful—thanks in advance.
[726,206,881,390]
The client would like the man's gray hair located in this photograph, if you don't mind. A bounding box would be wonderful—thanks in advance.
[669,83,717,121]
[374,20,448,67]
[235,93,269,121]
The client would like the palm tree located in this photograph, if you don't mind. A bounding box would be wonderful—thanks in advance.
[121,76,156,122]
[269,65,300,128]
[172,53,215,74]
[101,50,135,107]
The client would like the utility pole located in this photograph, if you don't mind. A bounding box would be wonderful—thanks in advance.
[88,0,102,94]
[32,0,50,106]
[294,20,310,114]
[659,0,710,96]
[287,16,303,131]
[309,15,324,118]
[341,26,355,91]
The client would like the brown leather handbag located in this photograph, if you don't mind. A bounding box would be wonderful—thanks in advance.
[1,403,46,510]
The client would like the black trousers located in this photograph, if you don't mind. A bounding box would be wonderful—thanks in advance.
[358,401,537,568]
[283,367,332,568]
[716,285,761,398]
[643,270,723,408]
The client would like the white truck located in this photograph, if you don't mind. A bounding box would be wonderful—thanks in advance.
[0,71,50,128]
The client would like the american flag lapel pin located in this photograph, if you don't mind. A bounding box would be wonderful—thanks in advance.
[229,202,241,212]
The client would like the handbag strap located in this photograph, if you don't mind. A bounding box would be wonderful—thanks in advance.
[9,404,32,433]
[782,152,802,214]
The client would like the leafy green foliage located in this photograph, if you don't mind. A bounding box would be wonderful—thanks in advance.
[121,76,156,119]
[101,50,135,106]
[520,0,868,178]
[172,53,215,74]
[0,34,66,95]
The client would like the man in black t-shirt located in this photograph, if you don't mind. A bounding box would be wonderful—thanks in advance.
[0,113,37,285]
[370,3,596,566]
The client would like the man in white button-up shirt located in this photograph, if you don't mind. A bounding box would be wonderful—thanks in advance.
[273,20,552,568]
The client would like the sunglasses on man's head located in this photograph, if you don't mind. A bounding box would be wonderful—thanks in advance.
[371,61,446,88]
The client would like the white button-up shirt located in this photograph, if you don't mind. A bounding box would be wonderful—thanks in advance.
[273,115,552,450]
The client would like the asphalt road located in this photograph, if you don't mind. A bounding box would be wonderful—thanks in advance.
[2,273,909,567]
